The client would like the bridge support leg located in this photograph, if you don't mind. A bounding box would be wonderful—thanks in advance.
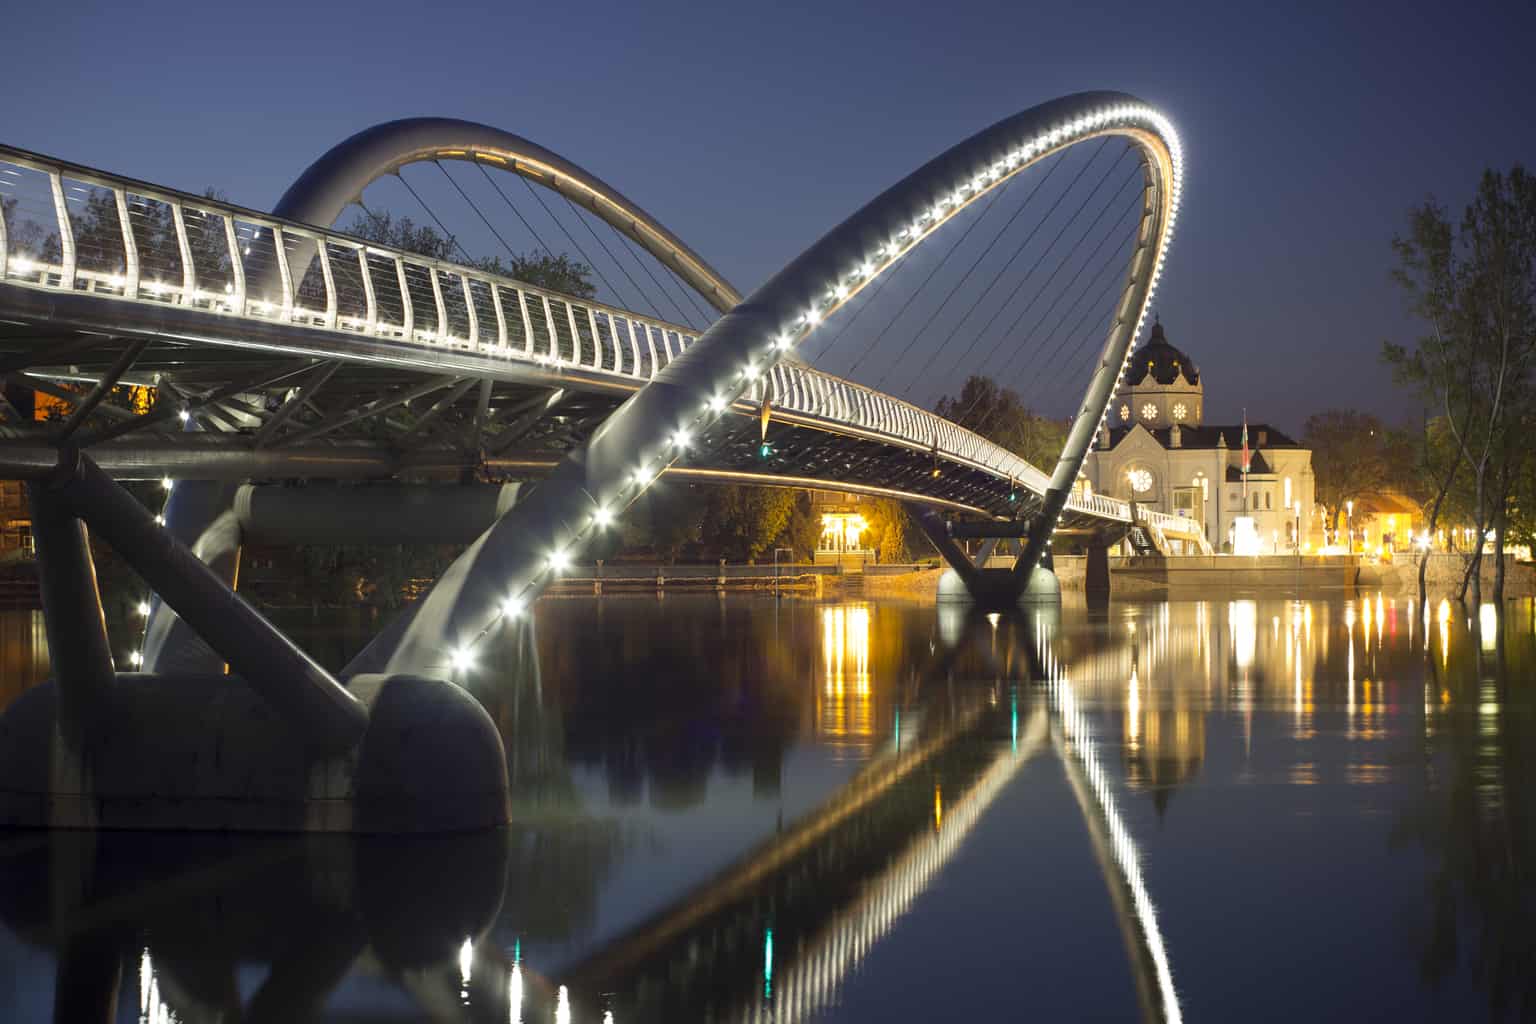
[26,481,114,744]
[907,504,1058,609]
[1085,543,1111,597]
[41,452,367,753]
[143,480,243,674]
[904,503,984,597]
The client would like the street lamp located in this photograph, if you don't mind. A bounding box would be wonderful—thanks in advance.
[1345,499,1354,555]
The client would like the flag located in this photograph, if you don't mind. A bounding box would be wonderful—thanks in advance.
[1240,413,1250,473]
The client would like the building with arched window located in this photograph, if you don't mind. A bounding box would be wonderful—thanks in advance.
[1084,318,1318,552]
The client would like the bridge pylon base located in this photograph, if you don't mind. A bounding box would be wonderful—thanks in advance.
[936,565,1059,609]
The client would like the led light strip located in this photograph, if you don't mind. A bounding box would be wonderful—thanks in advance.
[442,103,1182,677]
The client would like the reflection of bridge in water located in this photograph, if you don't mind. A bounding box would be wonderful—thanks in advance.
[0,603,1183,1022]
[474,608,1184,1023]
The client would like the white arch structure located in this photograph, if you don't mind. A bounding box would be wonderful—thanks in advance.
[343,90,1184,677]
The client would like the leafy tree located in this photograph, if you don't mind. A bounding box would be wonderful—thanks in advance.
[863,498,934,563]
[1303,409,1394,532]
[934,375,1068,470]
[700,485,799,561]
[620,483,700,563]
[1385,166,1536,603]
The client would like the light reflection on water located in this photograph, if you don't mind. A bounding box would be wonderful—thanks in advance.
[0,592,1532,1021]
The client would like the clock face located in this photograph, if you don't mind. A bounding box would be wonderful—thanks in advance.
[1173,402,1187,421]
[1120,404,1130,422]
[1141,402,1157,421]
[1127,468,1153,494]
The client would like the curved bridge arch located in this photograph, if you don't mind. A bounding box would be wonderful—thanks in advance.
[345,90,1184,678]
[273,117,741,314]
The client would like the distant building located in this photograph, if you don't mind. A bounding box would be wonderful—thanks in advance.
[1085,318,1319,552]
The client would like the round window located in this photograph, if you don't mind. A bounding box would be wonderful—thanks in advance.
[1140,402,1157,421]
[1119,403,1130,422]
[1126,468,1154,494]
[1173,402,1187,421]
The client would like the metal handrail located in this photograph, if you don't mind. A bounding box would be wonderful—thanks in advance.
[0,144,1131,523]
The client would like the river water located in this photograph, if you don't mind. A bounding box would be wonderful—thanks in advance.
[0,590,1530,1022]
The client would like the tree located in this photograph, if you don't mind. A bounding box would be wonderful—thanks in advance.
[934,375,1068,470]
[699,485,799,561]
[863,498,934,563]
[1385,167,1536,604]
[1303,410,1394,537]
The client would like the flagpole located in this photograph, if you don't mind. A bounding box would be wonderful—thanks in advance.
[1241,409,1249,508]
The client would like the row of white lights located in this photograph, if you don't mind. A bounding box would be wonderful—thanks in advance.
[126,475,179,667]
[1045,650,1184,1024]
[438,102,1184,678]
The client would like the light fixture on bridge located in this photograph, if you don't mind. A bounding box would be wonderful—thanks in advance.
[128,649,143,667]
[671,428,691,451]
[161,476,174,491]
[501,594,525,620]
[708,394,727,412]
[177,409,190,424]
[450,646,475,674]
[591,504,615,528]
[546,548,571,573]
[136,601,150,617]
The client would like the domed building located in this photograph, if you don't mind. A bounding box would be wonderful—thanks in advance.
[1116,318,1203,430]
[1085,318,1318,553]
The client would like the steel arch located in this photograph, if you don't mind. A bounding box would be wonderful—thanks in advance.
[273,117,741,314]
[345,90,1183,678]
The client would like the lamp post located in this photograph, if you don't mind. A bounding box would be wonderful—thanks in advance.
[1345,499,1354,555]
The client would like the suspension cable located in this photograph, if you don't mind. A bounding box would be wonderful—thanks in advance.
[888,152,1068,396]
[560,194,658,318]
[947,153,1140,418]
[992,186,1144,382]
[607,224,697,328]
[659,259,716,327]
[353,197,393,236]
[920,140,1116,394]
[865,180,1014,390]
[396,168,476,265]
[1012,196,1144,388]
[475,162,557,260]
[841,179,1010,382]
[1022,266,1136,411]
[970,235,1132,440]
[970,244,1130,439]
[435,161,528,267]
[798,255,902,365]
[508,175,633,307]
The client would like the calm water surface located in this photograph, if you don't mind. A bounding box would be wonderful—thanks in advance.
[0,591,1531,1022]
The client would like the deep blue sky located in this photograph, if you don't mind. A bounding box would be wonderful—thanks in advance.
[3,0,1531,434]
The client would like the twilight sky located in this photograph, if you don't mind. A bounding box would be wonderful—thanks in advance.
[2,0,1531,435]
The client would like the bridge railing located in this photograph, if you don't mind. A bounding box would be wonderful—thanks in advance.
[0,146,705,381]
[754,363,1131,522]
[0,144,1131,524]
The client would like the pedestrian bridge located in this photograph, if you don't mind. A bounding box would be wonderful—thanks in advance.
[0,133,1200,545]
[0,92,1204,839]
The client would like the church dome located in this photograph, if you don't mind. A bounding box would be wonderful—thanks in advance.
[1125,319,1199,387]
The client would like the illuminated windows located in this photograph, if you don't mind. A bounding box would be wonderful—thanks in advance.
[1126,468,1154,494]
[1140,402,1157,421]
[1173,402,1187,421]
[1120,403,1130,422]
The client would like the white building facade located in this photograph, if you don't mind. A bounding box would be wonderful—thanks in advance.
[1084,319,1318,553]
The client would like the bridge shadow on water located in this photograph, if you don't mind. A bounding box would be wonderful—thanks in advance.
[0,597,1181,1023]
